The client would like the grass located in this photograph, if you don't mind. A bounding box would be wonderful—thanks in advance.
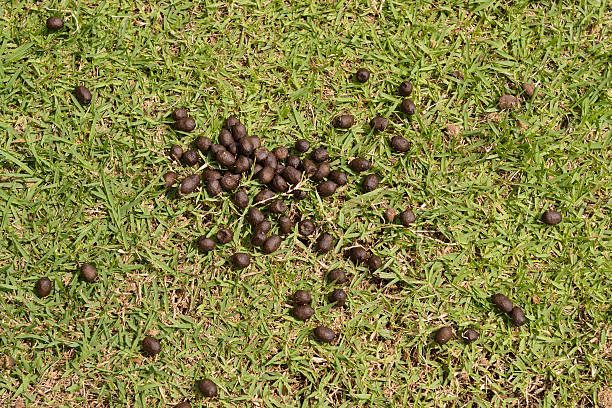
[0,0,611,407]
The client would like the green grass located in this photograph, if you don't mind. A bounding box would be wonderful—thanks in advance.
[1,0,611,407]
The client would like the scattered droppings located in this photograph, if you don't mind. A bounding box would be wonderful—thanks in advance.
[80,264,97,282]
[74,86,92,105]
[292,304,314,321]
[355,68,370,83]
[35,277,52,298]
[46,17,64,30]
[142,336,161,356]
[498,94,518,109]
[313,326,335,343]
[461,328,479,343]
[541,210,562,225]
[521,82,535,98]
[491,294,513,313]
[434,326,453,345]
[510,307,527,326]
[327,269,347,284]
[328,289,347,307]
[197,379,218,397]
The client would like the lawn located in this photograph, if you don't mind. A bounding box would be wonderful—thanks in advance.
[0,1,611,407]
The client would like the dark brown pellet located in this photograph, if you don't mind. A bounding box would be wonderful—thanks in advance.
[522,82,535,98]
[247,136,261,150]
[163,172,178,188]
[315,232,334,254]
[233,155,251,173]
[355,68,370,83]
[281,166,302,184]
[268,200,288,214]
[295,139,310,153]
[399,209,415,225]
[262,235,281,254]
[350,158,371,172]
[300,159,317,177]
[313,326,335,343]
[170,144,183,161]
[263,154,278,170]
[370,116,388,131]
[219,129,234,147]
[227,143,238,155]
[206,179,222,196]
[491,294,513,313]
[172,109,188,121]
[258,166,275,184]
[461,328,480,343]
[35,277,52,297]
[510,307,527,326]
[499,94,518,109]
[317,180,337,197]
[298,220,315,236]
[362,174,379,192]
[197,379,218,397]
[251,230,267,246]
[434,327,453,345]
[180,174,201,194]
[278,216,294,234]
[328,171,348,186]
[220,173,239,191]
[273,147,289,161]
[194,136,212,153]
[328,289,347,307]
[46,17,64,30]
[286,155,301,168]
[74,86,92,105]
[368,254,382,271]
[390,136,410,152]
[255,148,270,163]
[255,220,272,234]
[384,208,397,223]
[293,290,312,305]
[142,336,161,356]
[349,247,369,264]
[174,402,191,408]
[217,150,236,167]
[216,229,233,244]
[333,115,355,129]
[230,253,250,269]
[197,236,216,252]
[182,150,199,167]
[311,148,329,163]
[233,190,249,209]
[312,163,331,181]
[541,210,562,225]
[400,99,416,115]
[398,81,413,96]
[292,189,308,200]
[226,115,240,129]
[248,207,265,225]
[292,305,314,321]
[202,169,222,181]
[238,137,255,156]
[210,144,226,156]
[175,117,196,132]
[80,264,97,282]
[327,269,347,284]
[253,163,263,175]
[271,175,289,192]
[231,123,247,140]
[254,189,275,204]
